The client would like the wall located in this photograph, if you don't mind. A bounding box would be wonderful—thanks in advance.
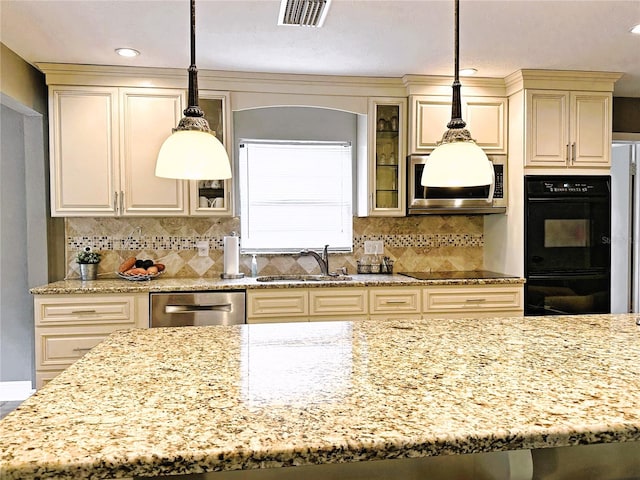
[0,44,58,385]
[63,106,484,277]
[0,44,47,114]
[64,215,484,278]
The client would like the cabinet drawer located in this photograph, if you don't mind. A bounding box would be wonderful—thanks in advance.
[35,329,112,369]
[310,288,367,316]
[424,285,523,313]
[369,288,421,314]
[35,295,136,326]
[247,290,308,318]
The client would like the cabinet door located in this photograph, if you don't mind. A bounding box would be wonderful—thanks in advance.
[369,287,421,315]
[423,284,523,318]
[571,92,611,167]
[49,86,119,216]
[409,95,451,154]
[189,93,234,216]
[309,288,368,319]
[246,289,309,323]
[120,88,188,216]
[525,90,570,166]
[368,97,406,216]
[465,97,507,154]
[33,293,149,389]
[409,95,506,154]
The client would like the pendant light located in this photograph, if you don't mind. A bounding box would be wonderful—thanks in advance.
[421,0,495,199]
[155,0,232,180]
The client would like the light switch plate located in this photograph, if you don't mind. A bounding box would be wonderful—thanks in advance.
[196,241,209,257]
[364,240,384,255]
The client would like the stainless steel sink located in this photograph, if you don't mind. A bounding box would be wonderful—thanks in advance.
[256,274,353,282]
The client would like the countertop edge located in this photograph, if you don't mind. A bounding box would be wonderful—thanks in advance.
[30,275,526,295]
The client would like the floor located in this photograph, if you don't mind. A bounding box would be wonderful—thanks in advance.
[0,401,23,419]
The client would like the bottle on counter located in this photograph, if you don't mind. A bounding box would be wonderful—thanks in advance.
[251,254,258,277]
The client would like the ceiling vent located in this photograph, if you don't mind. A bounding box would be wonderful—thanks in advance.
[278,0,332,27]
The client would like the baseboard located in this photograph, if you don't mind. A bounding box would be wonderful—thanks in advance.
[0,381,35,401]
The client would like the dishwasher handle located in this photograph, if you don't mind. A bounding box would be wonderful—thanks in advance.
[165,303,233,314]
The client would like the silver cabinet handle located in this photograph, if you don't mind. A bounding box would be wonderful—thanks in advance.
[114,191,118,214]
[465,298,487,303]
[73,347,92,353]
[165,304,232,314]
[566,144,570,162]
[571,142,576,163]
[120,190,124,214]
[71,309,97,314]
[384,300,408,304]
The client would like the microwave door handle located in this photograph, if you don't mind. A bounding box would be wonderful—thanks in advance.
[486,168,495,203]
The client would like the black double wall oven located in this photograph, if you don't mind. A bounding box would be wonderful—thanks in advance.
[524,176,611,316]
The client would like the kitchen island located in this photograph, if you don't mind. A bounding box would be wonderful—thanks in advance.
[2,314,640,479]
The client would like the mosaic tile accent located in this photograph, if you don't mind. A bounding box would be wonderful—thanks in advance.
[65,216,484,279]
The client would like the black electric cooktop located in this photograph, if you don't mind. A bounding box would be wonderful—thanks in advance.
[399,270,518,280]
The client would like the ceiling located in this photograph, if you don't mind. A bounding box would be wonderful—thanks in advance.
[2,0,639,97]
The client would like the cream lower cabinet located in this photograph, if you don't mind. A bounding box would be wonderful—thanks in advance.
[247,290,309,323]
[369,287,422,320]
[525,89,612,169]
[248,284,523,323]
[309,288,368,321]
[422,284,523,318]
[247,288,368,323]
[49,86,188,216]
[34,293,149,389]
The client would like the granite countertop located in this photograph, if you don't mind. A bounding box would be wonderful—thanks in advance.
[30,272,525,295]
[2,314,640,479]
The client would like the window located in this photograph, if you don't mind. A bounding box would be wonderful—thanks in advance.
[239,141,352,253]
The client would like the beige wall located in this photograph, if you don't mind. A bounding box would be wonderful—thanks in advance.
[0,43,47,115]
[1,43,65,282]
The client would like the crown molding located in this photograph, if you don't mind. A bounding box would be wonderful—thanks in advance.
[35,63,407,97]
[505,69,623,96]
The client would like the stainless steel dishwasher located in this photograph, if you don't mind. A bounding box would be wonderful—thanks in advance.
[150,291,246,327]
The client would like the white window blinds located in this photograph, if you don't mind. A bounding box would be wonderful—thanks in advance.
[239,141,353,253]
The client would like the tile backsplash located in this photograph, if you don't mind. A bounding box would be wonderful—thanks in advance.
[65,216,484,279]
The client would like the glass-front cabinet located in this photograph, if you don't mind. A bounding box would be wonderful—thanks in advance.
[368,97,406,216]
[189,92,233,216]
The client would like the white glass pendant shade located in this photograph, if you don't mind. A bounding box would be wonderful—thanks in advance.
[421,141,494,187]
[155,130,232,180]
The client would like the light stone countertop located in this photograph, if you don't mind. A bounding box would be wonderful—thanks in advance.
[2,314,640,479]
[30,273,525,295]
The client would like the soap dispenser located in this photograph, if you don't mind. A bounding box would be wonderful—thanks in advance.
[251,254,258,277]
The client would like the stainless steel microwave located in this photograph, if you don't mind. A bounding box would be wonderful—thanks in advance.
[407,155,507,215]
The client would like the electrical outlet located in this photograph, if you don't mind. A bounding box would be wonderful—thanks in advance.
[364,240,384,255]
[196,241,209,257]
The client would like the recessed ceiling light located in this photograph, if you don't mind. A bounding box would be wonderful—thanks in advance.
[459,68,477,76]
[115,48,140,58]
[631,24,640,34]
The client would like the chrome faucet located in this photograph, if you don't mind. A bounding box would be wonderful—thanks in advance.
[300,244,329,276]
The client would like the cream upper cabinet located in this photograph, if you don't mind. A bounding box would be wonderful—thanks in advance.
[188,92,234,216]
[119,88,188,215]
[365,97,407,217]
[525,89,612,168]
[50,87,120,215]
[409,95,507,155]
[49,85,188,217]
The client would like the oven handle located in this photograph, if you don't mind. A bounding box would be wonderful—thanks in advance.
[165,304,233,313]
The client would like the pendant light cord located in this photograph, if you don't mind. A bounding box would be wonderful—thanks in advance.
[447,0,466,130]
[185,0,203,117]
